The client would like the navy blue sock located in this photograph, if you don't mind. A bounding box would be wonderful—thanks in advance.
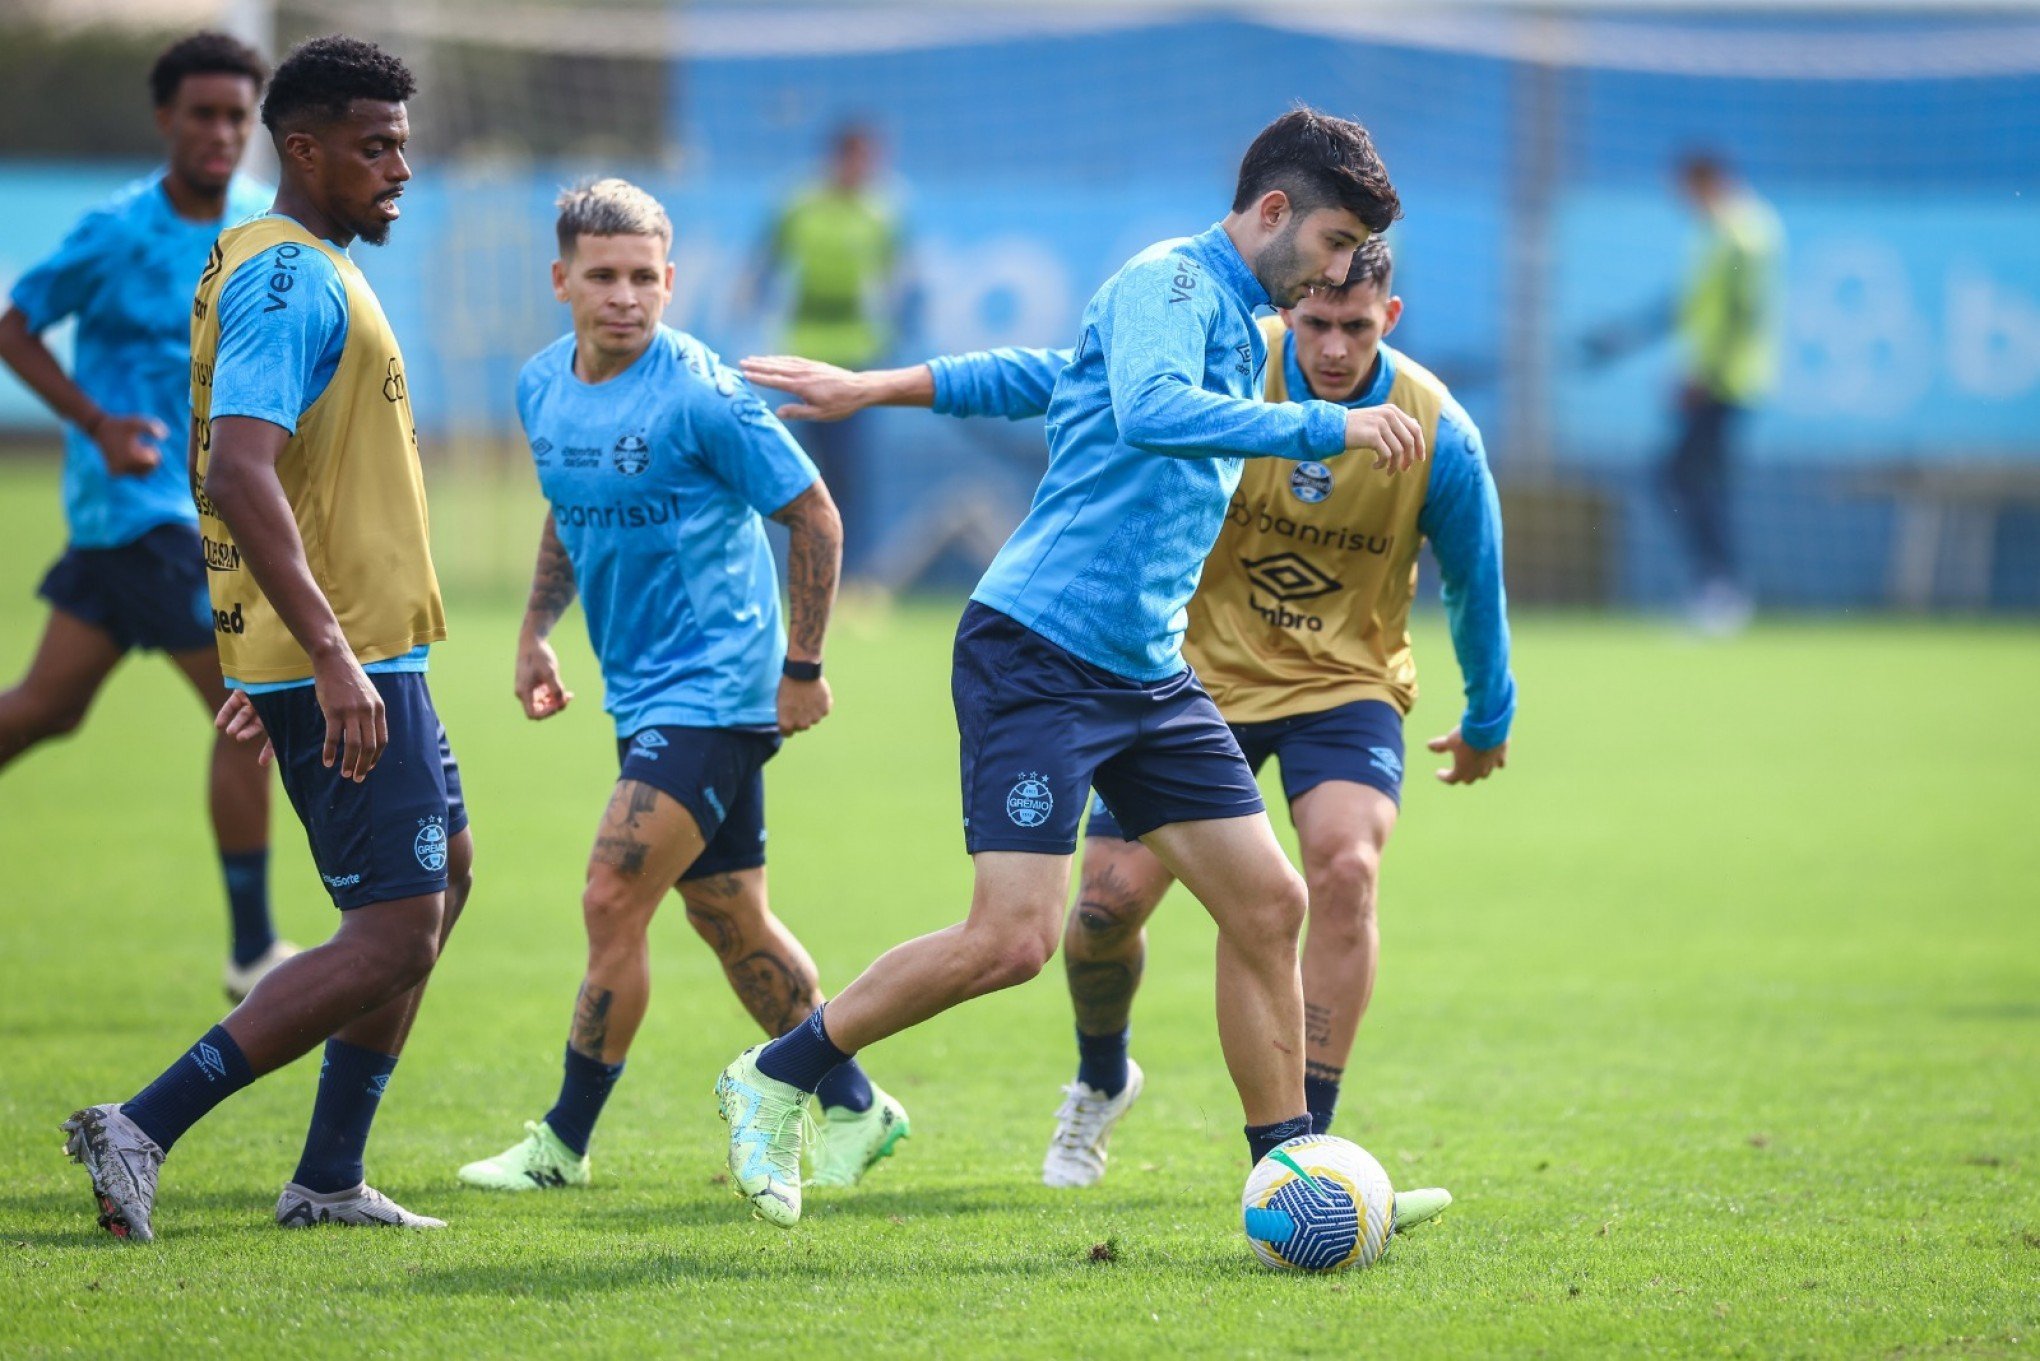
[1305,1074,1341,1135]
[291,1039,399,1193]
[1076,1027,1130,1098]
[122,1025,254,1152]
[220,849,275,968]
[542,1044,625,1157]
[1245,1114,1314,1165]
[755,1007,851,1094]
[813,1054,874,1113]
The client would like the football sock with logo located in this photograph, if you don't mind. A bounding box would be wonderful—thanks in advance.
[291,1039,400,1193]
[1305,1073,1342,1135]
[122,1025,255,1152]
[220,849,276,968]
[755,1006,851,1094]
[543,1044,625,1157]
[1076,1027,1131,1098]
[1245,1114,1314,1165]
[813,1055,874,1114]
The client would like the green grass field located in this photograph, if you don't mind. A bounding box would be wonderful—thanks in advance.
[0,458,2035,1358]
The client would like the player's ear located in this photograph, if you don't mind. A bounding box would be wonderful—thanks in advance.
[662,260,676,294]
[550,257,570,303]
[1382,296,1404,337]
[281,129,319,179]
[153,102,175,141]
[1258,189,1290,233]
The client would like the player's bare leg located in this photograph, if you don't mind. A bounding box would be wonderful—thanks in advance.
[327,828,475,1058]
[1045,837,1174,1186]
[168,644,294,997]
[1139,814,1310,1130]
[0,608,121,768]
[1290,781,1398,1132]
[814,850,1071,1048]
[678,867,825,1039]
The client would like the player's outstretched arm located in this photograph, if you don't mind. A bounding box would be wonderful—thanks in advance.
[1417,404,1516,785]
[515,510,577,720]
[0,307,165,476]
[205,415,385,782]
[769,483,841,736]
[739,355,935,422]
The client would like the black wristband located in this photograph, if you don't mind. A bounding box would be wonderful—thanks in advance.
[782,659,823,682]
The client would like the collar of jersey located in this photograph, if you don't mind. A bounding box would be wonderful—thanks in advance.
[1284,332,1397,410]
[566,325,666,390]
[1187,223,1269,312]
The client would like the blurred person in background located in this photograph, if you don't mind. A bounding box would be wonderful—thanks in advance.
[745,122,908,588]
[0,31,292,999]
[1585,152,1780,634]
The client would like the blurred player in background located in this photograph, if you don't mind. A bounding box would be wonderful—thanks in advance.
[745,122,908,584]
[63,36,470,1241]
[1584,152,1780,634]
[457,179,908,1196]
[0,31,293,1000]
[721,109,1435,1230]
[742,237,1507,1211]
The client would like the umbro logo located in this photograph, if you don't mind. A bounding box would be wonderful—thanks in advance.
[194,1042,227,1081]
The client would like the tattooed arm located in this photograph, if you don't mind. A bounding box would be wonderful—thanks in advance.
[769,482,841,736]
[515,510,578,719]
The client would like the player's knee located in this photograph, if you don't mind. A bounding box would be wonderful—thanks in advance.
[6,689,88,744]
[1227,868,1308,949]
[581,872,654,944]
[1305,841,1381,927]
[1069,885,1144,955]
[363,910,444,991]
[972,920,1060,991]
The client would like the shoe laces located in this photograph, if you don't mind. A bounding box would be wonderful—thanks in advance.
[1051,1082,1114,1151]
[751,1088,815,1185]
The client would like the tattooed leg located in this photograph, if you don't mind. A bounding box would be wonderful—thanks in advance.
[1291,779,1399,1076]
[1062,837,1175,1036]
[573,779,706,1064]
[676,868,827,1038]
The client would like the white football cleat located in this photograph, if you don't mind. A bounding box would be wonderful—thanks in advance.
[62,1103,164,1243]
[1042,1059,1144,1189]
[275,1181,446,1229]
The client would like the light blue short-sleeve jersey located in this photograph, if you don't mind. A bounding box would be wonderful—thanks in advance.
[516,326,820,735]
[8,171,270,548]
[965,224,1351,681]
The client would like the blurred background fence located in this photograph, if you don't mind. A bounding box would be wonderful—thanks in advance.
[3,0,2038,610]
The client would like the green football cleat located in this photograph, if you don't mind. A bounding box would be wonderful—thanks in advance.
[1392,1186,1453,1233]
[456,1120,590,1192]
[715,1045,808,1228]
[807,1084,911,1188]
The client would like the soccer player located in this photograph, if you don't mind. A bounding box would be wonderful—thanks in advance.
[759,239,1514,1189]
[455,180,908,1195]
[716,108,1426,1230]
[0,31,294,999]
[61,36,470,1242]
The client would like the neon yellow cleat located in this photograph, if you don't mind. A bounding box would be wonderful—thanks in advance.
[456,1120,590,1192]
[1392,1186,1453,1233]
[715,1046,808,1227]
[808,1084,911,1188]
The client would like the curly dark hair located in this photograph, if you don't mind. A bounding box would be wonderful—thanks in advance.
[261,35,416,134]
[149,30,268,109]
[1233,107,1402,234]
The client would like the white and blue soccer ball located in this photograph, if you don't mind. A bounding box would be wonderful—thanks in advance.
[1241,1134,1396,1272]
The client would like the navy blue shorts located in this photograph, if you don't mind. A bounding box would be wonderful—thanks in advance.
[37,522,214,654]
[952,602,1264,854]
[1087,698,1406,841]
[616,725,780,879]
[251,672,468,910]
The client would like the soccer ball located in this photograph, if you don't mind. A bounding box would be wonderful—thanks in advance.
[1241,1134,1396,1272]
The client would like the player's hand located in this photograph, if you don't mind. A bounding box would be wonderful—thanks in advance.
[214,689,274,767]
[777,674,832,736]
[312,649,385,782]
[515,633,574,720]
[738,356,872,423]
[1344,404,1427,474]
[91,412,167,477]
[1427,727,1507,785]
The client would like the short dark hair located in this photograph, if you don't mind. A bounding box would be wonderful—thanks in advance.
[261,35,416,135]
[1324,236,1394,295]
[1232,107,1401,234]
[149,31,267,109]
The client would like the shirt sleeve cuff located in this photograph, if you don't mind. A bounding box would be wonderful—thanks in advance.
[927,355,964,416]
[1460,684,1517,751]
[1302,400,1349,459]
[206,405,300,436]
